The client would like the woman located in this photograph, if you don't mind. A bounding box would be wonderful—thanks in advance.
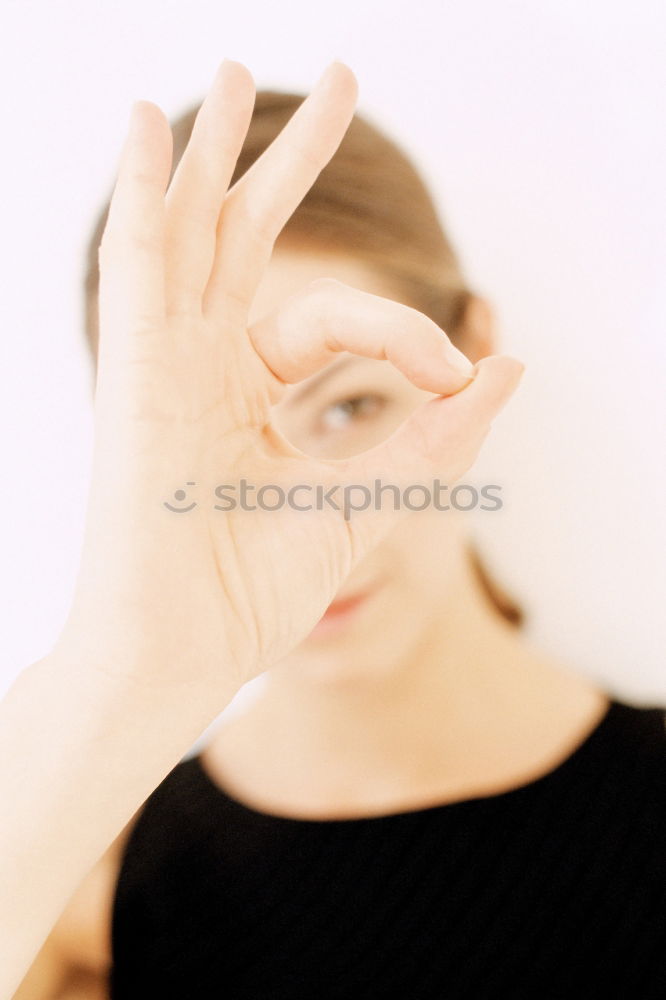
[5,60,665,998]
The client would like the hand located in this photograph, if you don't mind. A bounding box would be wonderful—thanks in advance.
[56,59,524,699]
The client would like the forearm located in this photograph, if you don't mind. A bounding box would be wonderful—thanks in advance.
[0,648,239,998]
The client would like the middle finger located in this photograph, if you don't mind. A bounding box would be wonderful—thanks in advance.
[163,59,255,320]
[202,61,358,323]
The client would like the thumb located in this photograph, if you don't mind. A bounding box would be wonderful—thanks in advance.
[327,354,525,561]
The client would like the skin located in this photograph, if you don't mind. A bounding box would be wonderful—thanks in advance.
[14,248,608,999]
[202,247,609,819]
[6,59,607,995]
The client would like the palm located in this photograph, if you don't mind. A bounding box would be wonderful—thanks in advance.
[75,59,524,692]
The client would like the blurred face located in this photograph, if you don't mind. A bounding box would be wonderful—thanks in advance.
[250,245,476,683]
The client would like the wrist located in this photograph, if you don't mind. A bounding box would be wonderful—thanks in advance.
[43,630,243,735]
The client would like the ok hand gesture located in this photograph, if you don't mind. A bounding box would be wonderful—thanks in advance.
[59,60,524,698]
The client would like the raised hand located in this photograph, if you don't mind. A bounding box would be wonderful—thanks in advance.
[57,59,524,699]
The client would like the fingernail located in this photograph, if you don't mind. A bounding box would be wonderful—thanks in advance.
[445,343,476,377]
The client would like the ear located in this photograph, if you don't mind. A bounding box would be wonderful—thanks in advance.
[453,294,497,364]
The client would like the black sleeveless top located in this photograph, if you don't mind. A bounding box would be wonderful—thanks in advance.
[110,697,666,998]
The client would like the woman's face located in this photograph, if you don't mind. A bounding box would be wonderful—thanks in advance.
[250,245,476,683]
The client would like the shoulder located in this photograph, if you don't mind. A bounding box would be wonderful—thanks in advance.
[50,752,207,976]
[12,803,148,997]
[49,801,147,975]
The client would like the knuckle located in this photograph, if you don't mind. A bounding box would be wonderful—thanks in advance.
[128,230,163,254]
[286,136,322,172]
[286,277,343,327]
[99,229,162,259]
[126,166,160,189]
[303,277,345,316]
[235,198,277,247]
[307,276,344,294]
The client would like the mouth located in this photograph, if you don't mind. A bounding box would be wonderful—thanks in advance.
[308,582,382,639]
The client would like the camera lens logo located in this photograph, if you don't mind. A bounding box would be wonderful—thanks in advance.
[164,482,197,513]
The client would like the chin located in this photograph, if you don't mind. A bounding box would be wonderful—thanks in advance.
[290,621,419,689]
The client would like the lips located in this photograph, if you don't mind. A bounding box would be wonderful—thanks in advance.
[321,591,369,618]
[308,581,382,638]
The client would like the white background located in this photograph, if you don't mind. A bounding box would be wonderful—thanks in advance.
[1,0,664,705]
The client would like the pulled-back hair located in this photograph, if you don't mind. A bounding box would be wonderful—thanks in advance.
[82,88,524,628]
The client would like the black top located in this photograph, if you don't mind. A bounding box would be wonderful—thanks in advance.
[110,696,666,999]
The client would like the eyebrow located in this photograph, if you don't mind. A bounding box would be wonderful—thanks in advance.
[287,354,369,404]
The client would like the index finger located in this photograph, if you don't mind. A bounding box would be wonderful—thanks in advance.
[247,278,477,406]
[202,61,358,321]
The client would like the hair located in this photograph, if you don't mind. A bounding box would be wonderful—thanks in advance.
[82,88,524,628]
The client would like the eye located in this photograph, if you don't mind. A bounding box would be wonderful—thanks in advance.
[318,393,386,432]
